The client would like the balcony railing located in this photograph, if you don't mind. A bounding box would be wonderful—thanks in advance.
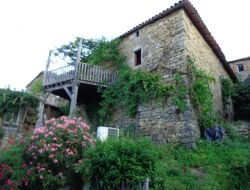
[43,63,116,87]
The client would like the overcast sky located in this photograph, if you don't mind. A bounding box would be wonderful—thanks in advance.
[0,0,249,90]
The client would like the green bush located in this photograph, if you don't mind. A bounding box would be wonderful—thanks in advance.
[0,127,4,140]
[76,137,158,189]
[0,138,30,190]
[233,83,250,121]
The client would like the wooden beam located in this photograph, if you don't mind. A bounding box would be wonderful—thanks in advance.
[45,83,72,92]
[69,85,78,117]
[69,38,82,117]
[64,87,72,100]
[35,92,50,128]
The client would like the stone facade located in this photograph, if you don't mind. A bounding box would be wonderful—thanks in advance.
[183,10,234,119]
[112,2,235,144]
[229,57,250,83]
[119,10,186,79]
[112,10,200,144]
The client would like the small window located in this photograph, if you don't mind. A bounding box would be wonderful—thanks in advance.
[134,49,141,66]
[135,30,139,37]
[237,64,244,72]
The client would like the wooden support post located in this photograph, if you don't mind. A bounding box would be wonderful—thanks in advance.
[64,86,72,100]
[35,92,50,128]
[69,38,82,117]
[69,85,78,117]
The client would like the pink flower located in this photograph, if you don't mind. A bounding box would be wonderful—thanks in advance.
[34,127,46,135]
[49,154,55,159]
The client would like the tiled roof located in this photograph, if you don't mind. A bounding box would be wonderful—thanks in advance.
[120,0,237,81]
[228,56,250,64]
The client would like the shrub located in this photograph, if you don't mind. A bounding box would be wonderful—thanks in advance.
[0,127,4,140]
[0,137,30,190]
[76,137,158,189]
[24,116,94,190]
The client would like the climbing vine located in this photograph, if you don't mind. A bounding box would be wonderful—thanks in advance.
[168,73,188,113]
[187,58,217,128]
[0,88,38,119]
[99,67,169,123]
[87,38,188,124]
[221,78,235,105]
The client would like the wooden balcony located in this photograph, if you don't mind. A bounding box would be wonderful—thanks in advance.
[43,62,116,88]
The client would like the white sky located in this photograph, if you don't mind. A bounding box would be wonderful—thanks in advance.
[0,0,249,90]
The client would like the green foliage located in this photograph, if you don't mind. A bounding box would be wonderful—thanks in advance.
[221,78,235,105]
[99,67,168,123]
[233,82,250,121]
[154,139,250,190]
[54,37,97,64]
[88,38,125,70]
[1,127,250,189]
[77,137,158,189]
[30,78,43,96]
[0,138,30,189]
[0,127,4,139]
[187,58,217,128]
[58,101,70,116]
[169,73,188,112]
[55,37,125,70]
[0,88,39,118]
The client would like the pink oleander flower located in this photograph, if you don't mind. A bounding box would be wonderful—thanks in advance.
[34,127,46,135]
[26,116,95,188]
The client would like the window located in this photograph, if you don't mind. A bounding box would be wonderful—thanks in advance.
[135,30,139,37]
[237,64,244,72]
[134,49,141,66]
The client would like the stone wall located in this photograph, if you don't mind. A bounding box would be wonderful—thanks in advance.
[229,59,250,82]
[119,10,187,79]
[112,10,200,144]
[183,11,234,119]
[112,7,236,143]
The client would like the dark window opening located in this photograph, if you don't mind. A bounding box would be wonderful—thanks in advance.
[237,64,244,72]
[135,30,139,37]
[134,49,141,66]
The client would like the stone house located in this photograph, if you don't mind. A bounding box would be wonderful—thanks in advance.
[228,56,250,83]
[110,0,237,144]
[38,0,237,145]
[26,71,65,120]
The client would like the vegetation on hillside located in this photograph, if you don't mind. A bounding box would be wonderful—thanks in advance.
[0,122,250,189]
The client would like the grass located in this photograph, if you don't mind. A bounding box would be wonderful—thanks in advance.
[152,138,250,189]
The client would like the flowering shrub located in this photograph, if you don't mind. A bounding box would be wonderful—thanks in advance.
[25,116,94,190]
[0,137,30,190]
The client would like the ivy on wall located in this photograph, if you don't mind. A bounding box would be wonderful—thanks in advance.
[221,78,235,105]
[56,37,224,128]
[187,58,217,128]
[98,67,169,123]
